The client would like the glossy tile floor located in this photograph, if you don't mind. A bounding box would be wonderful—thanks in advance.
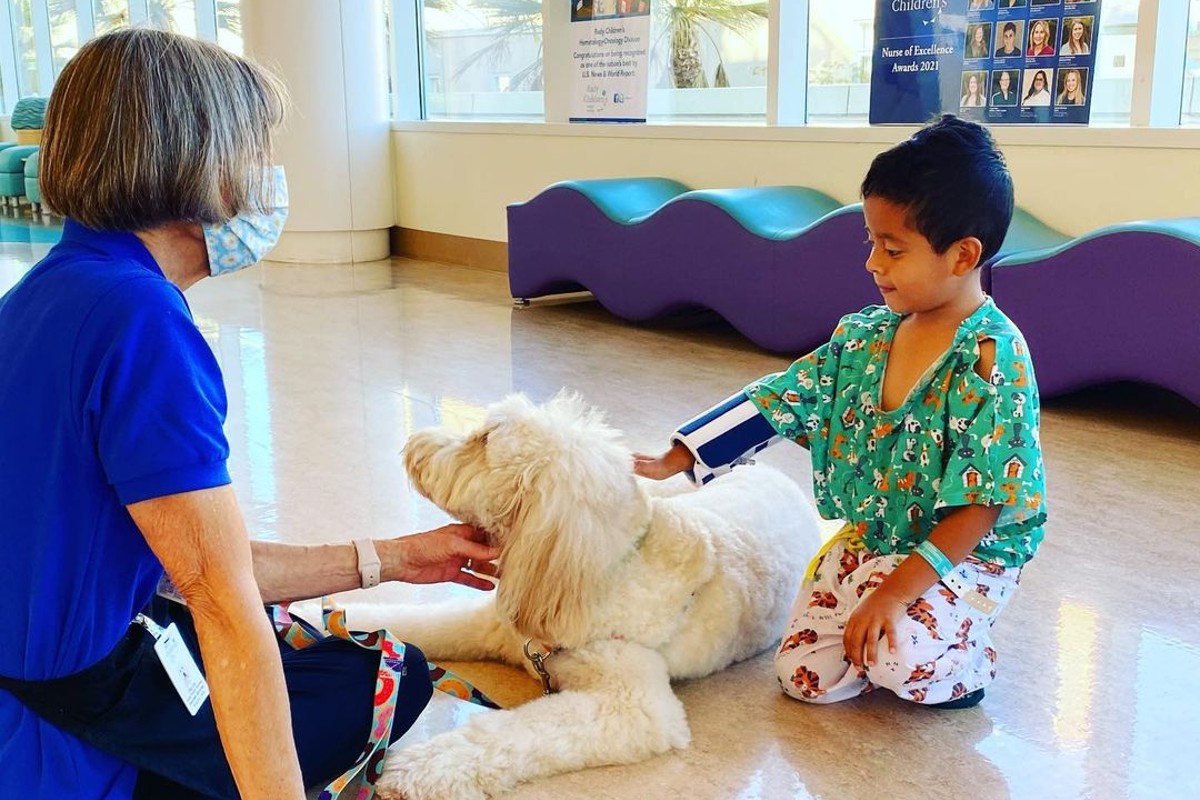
[4,236,1197,800]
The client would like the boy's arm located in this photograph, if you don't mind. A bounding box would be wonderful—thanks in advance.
[637,329,845,483]
[843,503,1001,669]
[634,392,781,483]
[874,503,1002,604]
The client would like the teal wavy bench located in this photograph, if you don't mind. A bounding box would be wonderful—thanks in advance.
[508,178,872,354]
[509,177,1197,405]
[992,218,1200,405]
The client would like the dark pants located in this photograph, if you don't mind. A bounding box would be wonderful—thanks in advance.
[6,595,433,800]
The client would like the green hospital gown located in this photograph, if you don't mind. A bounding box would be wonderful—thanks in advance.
[745,298,1046,568]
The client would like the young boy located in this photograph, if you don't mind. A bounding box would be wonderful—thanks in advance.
[636,115,1046,709]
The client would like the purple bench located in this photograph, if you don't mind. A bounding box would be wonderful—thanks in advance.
[990,220,1200,406]
[508,179,1199,406]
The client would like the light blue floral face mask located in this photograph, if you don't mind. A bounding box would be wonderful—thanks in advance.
[203,166,289,276]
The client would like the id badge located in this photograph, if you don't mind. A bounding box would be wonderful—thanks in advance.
[136,614,210,716]
[155,573,188,605]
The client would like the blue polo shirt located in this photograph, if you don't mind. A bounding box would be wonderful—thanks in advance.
[0,221,231,798]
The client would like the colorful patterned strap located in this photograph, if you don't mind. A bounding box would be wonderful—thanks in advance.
[270,599,499,800]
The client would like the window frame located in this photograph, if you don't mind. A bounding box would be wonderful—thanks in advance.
[390,0,1197,135]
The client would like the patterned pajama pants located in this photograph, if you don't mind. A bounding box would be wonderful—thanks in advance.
[775,538,1021,706]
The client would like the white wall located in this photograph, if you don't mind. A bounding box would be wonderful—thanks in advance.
[392,123,1198,243]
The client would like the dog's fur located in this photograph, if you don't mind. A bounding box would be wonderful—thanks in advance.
[359,393,821,800]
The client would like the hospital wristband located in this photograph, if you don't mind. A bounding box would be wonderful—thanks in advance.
[914,540,954,579]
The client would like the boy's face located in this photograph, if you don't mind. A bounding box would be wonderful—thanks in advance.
[862,196,977,316]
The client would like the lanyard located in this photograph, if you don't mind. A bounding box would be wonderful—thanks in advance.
[270,599,499,800]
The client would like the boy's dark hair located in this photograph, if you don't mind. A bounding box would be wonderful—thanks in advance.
[1003,21,1017,34]
[860,114,1014,265]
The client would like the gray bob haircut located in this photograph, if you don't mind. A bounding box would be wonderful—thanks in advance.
[40,27,287,231]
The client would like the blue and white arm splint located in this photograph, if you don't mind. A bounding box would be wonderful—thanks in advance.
[670,392,781,485]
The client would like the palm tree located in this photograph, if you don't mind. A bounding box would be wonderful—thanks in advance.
[658,0,766,89]
[426,0,544,91]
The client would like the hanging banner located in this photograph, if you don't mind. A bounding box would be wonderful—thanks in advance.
[568,1,652,122]
[870,0,1103,125]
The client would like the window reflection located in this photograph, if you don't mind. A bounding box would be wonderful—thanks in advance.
[1053,601,1098,750]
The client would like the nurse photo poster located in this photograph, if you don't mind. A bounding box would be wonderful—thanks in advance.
[871,0,1103,125]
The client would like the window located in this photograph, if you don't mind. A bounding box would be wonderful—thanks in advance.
[0,1,239,114]
[12,0,43,96]
[48,1,82,78]
[1185,0,1200,126]
[645,0,768,123]
[1090,0,1138,126]
[148,0,198,38]
[92,0,129,35]
[807,0,874,124]
[215,0,240,54]
[420,0,544,121]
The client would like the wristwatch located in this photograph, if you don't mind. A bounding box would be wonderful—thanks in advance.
[353,539,382,589]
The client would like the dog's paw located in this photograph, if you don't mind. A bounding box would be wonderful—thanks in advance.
[377,739,491,800]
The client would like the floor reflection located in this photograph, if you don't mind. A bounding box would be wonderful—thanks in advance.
[3,249,1198,800]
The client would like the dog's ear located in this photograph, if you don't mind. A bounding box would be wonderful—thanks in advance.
[490,396,637,649]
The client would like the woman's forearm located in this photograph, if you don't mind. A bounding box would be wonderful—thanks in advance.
[251,528,499,604]
[250,540,361,604]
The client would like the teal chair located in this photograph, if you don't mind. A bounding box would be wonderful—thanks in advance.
[11,97,47,135]
[0,145,39,206]
[24,149,42,215]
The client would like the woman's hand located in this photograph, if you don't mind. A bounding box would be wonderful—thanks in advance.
[379,524,501,591]
[843,585,911,669]
[632,442,695,480]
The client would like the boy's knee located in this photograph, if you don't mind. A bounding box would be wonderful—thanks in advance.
[774,641,848,704]
[865,641,949,701]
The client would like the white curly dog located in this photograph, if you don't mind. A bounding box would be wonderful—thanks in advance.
[364,393,821,800]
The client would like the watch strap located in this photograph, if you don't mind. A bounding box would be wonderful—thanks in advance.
[352,539,382,589]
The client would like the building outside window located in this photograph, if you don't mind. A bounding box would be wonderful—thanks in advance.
[807,0,874,124]
[419,0,544,121]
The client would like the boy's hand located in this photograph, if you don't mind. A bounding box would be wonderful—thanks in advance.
[843,586,911,669]
[632,442,695,480]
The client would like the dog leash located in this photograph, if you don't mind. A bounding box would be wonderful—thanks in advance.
[516,521,655,697]
[522,639,563,695]
[271,598,500,800]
